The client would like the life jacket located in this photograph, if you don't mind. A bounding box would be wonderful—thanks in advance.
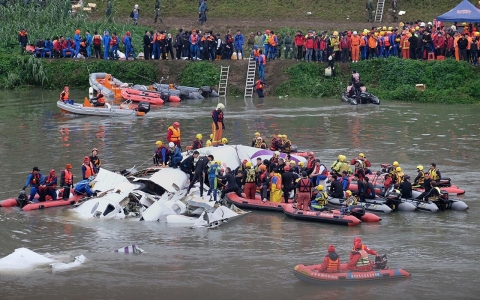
[320,164,328,177]
[346,195,357,206]
[355,250,370,267]
[168,126,181,141]
[402,38,410,49]
[253,49,260,57]
[271,173,282,189]
[93,35,101,45]
[326,257,339,272]
[429,168,440,181]
[83,162,96,179]
[157,34,165,41]
[269,34,277,46]
[60,91,69,101]
[155,145,168,157]
[258,54,266,65]
[306,158,315,169]
[298,178,311,193]
[45,175,57,189]
[110,37,117,46]
[254,141,266,149]
[378,36,384,46]
[255,80,264,90]
[245,168,256,183]
[339,162,351,174]
[269,138,279,151]
[211,109,224,122]
[263,34,270,45]
[63,169,73,185]
[384,35,391,47]
[192,139,203,149]
[315,191,329,206]
[360,36,367,47]
[395,172,404,184]
[30,172,41,186]
[281,140,291,153]
[416,171,425,185]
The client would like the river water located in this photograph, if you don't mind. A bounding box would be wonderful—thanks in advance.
[0,90,478,299]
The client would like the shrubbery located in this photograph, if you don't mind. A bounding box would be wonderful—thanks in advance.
[177,62,220,87]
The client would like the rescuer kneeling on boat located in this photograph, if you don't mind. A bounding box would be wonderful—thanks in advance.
[314,244,340,272]
[311,185,329,211]
[23,166,43,202]
[91,91,106,107]
[348,242,373,271]
[74,176,95,197]
[60,86,74,105]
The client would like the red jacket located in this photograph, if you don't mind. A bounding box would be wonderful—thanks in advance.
[434,36,446,49]
[305,37,314,49]
[320,38,327,50]
[313,37,320,50]
[446,37,454,50]
[294,34,305,47]
[340,37,351,50]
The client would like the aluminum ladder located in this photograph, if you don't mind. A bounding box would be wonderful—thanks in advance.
[218,65,230,98]
[244,56,256,99]
[374,0,385,22]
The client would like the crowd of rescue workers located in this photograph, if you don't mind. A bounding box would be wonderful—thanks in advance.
[17,21,480,65]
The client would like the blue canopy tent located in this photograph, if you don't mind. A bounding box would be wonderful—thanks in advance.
[436,0,480,22]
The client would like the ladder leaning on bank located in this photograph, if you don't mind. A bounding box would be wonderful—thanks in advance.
[218,65,230,98]
[244,56,257,99]
[375,0,385,23]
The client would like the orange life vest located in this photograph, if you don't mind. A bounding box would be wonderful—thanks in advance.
[168,126,181,141]
[298,178,311,193]
[384,35,391,47]
[63,169,73,185]
[30,172,41,186]
[83,162,96,178]
[45,175,57,189]
[60,91,69,101]
[269,34,277,46]
[255,80,264,90]
[326,258,339,272]
[253,49,260,57]
[360,36,366,46]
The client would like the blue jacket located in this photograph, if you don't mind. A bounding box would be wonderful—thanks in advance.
[24,172,44,188]
[123,35,132,47]
[74,179,93,196]
[74,33,81,45]
[234,34,244,49]
[199,1,207,12]
[44,40,53,49]
[341,176,350,191]
[102,34,111,47]
[86,33,93,46]
[171,147,183,160]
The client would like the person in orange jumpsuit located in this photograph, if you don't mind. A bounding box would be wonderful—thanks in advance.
[211,103,225,146]
[349,237,378,260]
[350,31,361,62]
[400,32,410,59]
[314,245,341,272]
[454,32,460,61]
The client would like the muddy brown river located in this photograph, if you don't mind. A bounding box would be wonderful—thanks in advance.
[0,90,478,299]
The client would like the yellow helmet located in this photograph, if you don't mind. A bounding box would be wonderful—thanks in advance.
[346,190,352,196]
[274,151,280,156]
[317,185,324,191]
[289,161,296,165]
[216,160,222,166]
[382,26,387,30]
[374,32,379,37]
[380,31,385,36]
[254,132,260,137]
[298,162,305,167]
[333,31,338,36]
[277,134,283,138]
[388,26,393,31]
[462,22,467,26]
[359,153,365,157]
[340,155,347,162]
[206,140,212,147]
[196,133,203,139]
[337,155,342,160]
[417,165,424,171]
[209,134,213,139]
[155,141,162,146]
[246,161,252,167]
[399,22,404,27]
[415,26,420,30]
[283,135,287,139]
[393,161,399,167]
[221,137,228,144]
[396,167,402,172]
[475,32,480,37]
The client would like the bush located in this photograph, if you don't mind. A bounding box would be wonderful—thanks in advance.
[177,62,220,87]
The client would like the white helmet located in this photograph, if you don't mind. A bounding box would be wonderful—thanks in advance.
[216,103,225,110]
[168,142,175,148]
[420,22,425,27]
[353,31,357,35]
[134,4,139,8]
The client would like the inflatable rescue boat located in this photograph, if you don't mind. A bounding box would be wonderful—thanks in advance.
[0,189,84,211]
[282,204,361,226]
[225,193,289,212]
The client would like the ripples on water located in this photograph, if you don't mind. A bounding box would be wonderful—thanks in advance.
[0,90,478,299]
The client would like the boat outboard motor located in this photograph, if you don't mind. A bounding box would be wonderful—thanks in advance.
[373,254,388,270]
[436,191,451,211]
[438,177,451,187]
[16,190,29,208]
[200,86,212,97]
[384,189,402,211]
[348,205,366,219]
[137,101,150,113]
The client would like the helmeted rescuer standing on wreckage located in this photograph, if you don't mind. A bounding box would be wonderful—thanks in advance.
[211,103,225,146]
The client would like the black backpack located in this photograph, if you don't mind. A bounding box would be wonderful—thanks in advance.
[130,10,134,18]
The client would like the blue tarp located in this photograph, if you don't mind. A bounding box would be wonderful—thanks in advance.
[436,0,480,22]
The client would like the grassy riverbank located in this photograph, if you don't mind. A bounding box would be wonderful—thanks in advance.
[1,52,479,104]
